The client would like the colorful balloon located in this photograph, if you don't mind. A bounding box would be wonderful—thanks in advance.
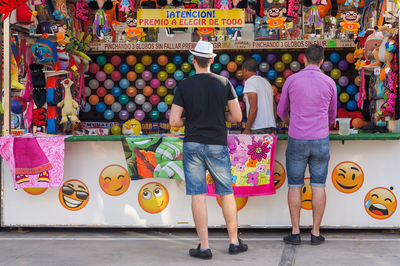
[111,71,122,81]
[150,110,160,121]
[234,54,244,65]
[290,61,301,72]
[239,101,245,111]
[188,70,196,77]
[150,78,161,89]
[89,95,100,105]
[126,102,137,112]
[134,63,145,74]
[104,110,114,120]
[135,94,146,105]
[111,102,122,112]
[142,102,153,112]
[89,63,100,74]
[220,70,229,78]
[346,52,355,63]
[165,109,171,119]
[126,55,137,66]
[149,94,161,105]
[274,61,285,72]
[111,55,122,66]
[143,86,153,97]
[336,84,341,94]
[82,103,91,112]
[173,55,183,65]
[346,100,357,111]
[142,70,153,81]
[104,94,115,105]
[119,78,129,89]
[283,69,293,79]
[266,54,277,64]
[329,52,340,63]
[135,79,146,90]
[165,63,177,74]
[322,61,333,72]
[96,71,106,82]
[157,102,168,112]
[111,86,122,97]
[165,94,174,105]
[110,125,122,135]
[134,110,145,121]
[96,102,106,112]
[282,53,293,64]
[157,55,168,66]
[103,63,114,74]
[96,87,107,97]
[330,68,341,80]
[339,92,350,103]
[126,86,137,97]
[141,55,152,66]
[174,70,185,81]
[119,94,129,105]
[104,79,114,90]
[85,86,91,97]
[275,77,285,88]
[252,54,262,64]
[219,54,230,65]
[235,85,244,96]
[259,62,269,73]
[157,85,168,96]
[267,70,277,80]
[188,54,194,65]
[229,78,238,87]
[119,110,130,120]
[150,63,161,73]
[338,60,349,71]
[235,70,244,80]
[212,62,222,73]
[181,62,192,73]
[157,70,168,81]
[119,63,129,74]
[354,76,361,86]
[89,79,99,90]
[165,78,176,90]
[338,76,349,87]
[227,61,238,72]
[298,53,305,64]
[96,55,107,66]
[346,84,357,95]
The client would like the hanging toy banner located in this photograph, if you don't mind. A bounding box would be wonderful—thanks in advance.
[137,9,245,28]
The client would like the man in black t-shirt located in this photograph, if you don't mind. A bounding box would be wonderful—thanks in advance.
[170,41,248,259]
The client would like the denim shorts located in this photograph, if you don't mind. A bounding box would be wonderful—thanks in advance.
[286,136,330,188]
[183,142,233,195]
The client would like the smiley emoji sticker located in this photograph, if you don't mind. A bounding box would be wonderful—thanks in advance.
[59,179,89,211]
[301,178,312,210]
[364,187,397,219]
[332,161,364,193]
[274,160,286,190]
[99,165,130,196]
[138,182,169,214]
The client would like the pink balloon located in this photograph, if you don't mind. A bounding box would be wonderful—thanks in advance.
[89,63,100,74]
[111,71,122,81]
[283,69,293,79]
[96,71,107,82]
[298,53,305,64]
[134,110,146,121]
[142,70,153,81]
[111,55,122,66]
[149,94,161,105]
[165,78,177,90]
[150,78,161,89]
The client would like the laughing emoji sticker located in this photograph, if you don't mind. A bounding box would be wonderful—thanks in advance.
[301,178,312,210]
[332,161,364,193]
[59,179,89,211]
[99,165,130,196]
[364,187,397,220]
[138,182,169,214]
[274,160,286,190]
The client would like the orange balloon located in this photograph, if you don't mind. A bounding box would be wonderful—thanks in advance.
[127,71,137,82]
[143,86,153,97]
[89,95,100,105]
[104,94,115,105]
[346,52,355,63]
[227,61,237,72]
[318,1,331,18]
[96,87,107,97]
[126,55,137,66]
[126,86,137,97]
[157,55,168,66]
[354,76,361,86]
[272,85,278,96]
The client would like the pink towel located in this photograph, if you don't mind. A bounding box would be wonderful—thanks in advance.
[0,135,69,189]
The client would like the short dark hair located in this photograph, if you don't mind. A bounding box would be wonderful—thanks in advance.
[193,55,212,68]
[242,57,258,72]
[305,44,324,65]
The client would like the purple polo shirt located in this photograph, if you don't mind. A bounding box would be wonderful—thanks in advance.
[277,65,337,140]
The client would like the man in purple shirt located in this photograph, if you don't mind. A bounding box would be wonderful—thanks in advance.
[277,45,337,246]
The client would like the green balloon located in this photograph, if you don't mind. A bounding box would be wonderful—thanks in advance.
[119,94,129,105]
[150,110,160,121]
[165,63,177,74]
[134,63,145,74]
[181,62,192,73]
[212,62,222,73]
[96,55,107,66]
[330,68,341,80]
[188,70,196,77]
[157,70,168,82]
[336,84,341,94]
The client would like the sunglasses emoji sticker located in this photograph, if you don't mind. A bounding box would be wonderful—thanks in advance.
[332,161,364,193]
[59,179,90,211]
[364,187,397,220]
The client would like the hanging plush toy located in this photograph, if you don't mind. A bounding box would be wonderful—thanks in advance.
[57,78,80,132]
[124,12,146,42]
[340,6,361,39]
[307,0,322,38]
[119,0,135,13]
[53,0,70,20]
[0,0,28,21]
[89,0,114,41]
[375,25,398,81]
[214,0,232,10]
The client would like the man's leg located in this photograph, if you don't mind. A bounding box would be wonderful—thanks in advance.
[220,194,239,244]
[288,187,302,234]
[192,194,209,249]
[311,187,326,236]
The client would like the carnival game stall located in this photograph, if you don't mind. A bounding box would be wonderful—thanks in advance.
[0,0,399,228]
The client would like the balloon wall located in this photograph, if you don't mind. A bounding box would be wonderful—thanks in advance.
[83,50,358,122]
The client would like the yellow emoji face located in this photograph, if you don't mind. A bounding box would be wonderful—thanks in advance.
[332,161,364,193]
[23,187,47,195]
[274,160,286,190]
[99,165,130,196]
[216,197,248,211]
[138,182,169,214]
[59,179,89,211]
[301,178,312,210]
[364,187,397,219]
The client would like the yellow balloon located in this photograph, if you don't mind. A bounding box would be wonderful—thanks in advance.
[234,54,244,65]
[235,70,244,80]
[181,62,192,73]
[330,68,341,80]
[282,53,293,64]
[157,71,168,82]
[275,77,285,88]
[104,63,115,74]
[157,86,168,97]
[165,94,174,105]
[274,61,286,73]
[141,55,152,66]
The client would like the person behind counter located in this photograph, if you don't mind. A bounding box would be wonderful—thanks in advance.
[242,57,276,134]
[277,44,337,245]
[169,40,248,259]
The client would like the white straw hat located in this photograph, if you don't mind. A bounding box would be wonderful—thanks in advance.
[189,40,216,58]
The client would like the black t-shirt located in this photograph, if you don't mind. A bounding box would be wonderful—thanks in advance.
[173,73,237,146]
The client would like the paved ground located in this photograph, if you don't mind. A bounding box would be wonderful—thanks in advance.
[0,229,399,266]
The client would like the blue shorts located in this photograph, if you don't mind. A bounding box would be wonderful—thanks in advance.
[286,136,330,188]
[183,142,233,195]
